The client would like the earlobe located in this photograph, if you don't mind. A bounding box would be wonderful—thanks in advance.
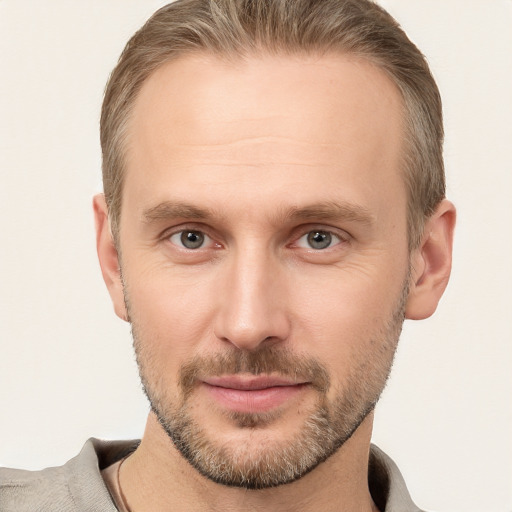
[92,194,129,322]
[405,199,456,320]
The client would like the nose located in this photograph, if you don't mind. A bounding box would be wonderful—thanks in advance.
[213,247,291,351]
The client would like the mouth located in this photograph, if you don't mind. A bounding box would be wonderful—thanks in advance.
[201,375,309,414]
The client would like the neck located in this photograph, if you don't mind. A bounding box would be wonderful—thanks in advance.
[119,413,379,512]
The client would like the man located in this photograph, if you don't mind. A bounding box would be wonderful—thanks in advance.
[0,0,455,510]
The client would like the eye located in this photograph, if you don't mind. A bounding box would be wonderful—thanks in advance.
[169,230,210,249]
[296,230,341,250]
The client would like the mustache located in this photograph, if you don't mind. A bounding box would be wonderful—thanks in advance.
[179,346,330,397]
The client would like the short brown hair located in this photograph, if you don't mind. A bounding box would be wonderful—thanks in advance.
[101,0,444,249]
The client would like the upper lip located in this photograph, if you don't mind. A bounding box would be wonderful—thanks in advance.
[202,375,306,390]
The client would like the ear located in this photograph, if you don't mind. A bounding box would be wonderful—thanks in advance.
[93,194,128,322]
[406,199,456,320]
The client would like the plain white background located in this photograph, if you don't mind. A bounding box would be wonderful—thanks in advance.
[0,1,511,510]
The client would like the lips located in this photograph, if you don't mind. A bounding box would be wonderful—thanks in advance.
[201,375,308,414]
[203,375,305,390]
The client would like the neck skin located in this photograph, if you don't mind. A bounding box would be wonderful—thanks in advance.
[119,412,379,512]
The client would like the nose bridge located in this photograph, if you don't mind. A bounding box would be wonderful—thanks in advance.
[214,240,289,350]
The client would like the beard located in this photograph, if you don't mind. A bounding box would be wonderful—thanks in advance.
[127,279,408,490]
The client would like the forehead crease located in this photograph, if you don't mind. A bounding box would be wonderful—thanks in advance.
[165,134,346,148]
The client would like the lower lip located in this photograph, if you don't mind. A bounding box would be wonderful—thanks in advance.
[202,383,307,413]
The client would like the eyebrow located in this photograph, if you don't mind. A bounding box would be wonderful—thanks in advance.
[141,200,374,226]
[284,201,374,226]
[142,202,215,224]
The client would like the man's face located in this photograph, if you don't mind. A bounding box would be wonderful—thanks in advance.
[117,53,409,488]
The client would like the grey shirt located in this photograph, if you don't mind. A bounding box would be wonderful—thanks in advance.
[0,439,423,511]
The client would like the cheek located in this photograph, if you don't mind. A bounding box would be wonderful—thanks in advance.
[125,269,218,367]
[293,261,403,326]
[290,266,405,369]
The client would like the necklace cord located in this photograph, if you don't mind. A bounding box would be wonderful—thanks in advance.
[117,456,133,512]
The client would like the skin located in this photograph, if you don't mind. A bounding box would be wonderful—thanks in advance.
[94,52,455,512]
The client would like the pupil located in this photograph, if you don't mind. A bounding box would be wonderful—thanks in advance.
[308,231,331,249]
[181,231,204,249]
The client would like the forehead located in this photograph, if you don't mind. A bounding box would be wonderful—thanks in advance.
[123,51,406,228]
[129,51,403,150]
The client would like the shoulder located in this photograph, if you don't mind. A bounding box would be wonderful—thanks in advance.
[0,461,79,511]
[369,444,425,512]
[0,438,139,512]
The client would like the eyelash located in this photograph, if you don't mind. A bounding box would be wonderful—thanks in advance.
[294,230,346,250]
[162,225,350,252]
[162,224,218,250]
[168,230,215,250]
